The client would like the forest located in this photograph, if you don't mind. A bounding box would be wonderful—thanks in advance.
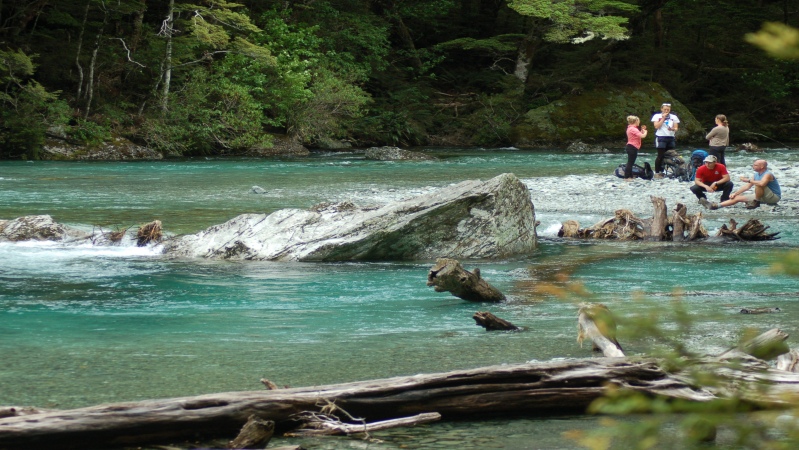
[0,0,798,159]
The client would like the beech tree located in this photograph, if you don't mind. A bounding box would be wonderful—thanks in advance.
[507,0,638,84]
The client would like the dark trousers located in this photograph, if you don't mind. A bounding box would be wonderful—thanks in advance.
[707,146,726,166]
[624,144,638,178]
[654,136,676,173]
[690,181,734,202]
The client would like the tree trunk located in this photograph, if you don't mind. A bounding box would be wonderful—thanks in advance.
[513,22,541,84]
[74,0,90,102]
[427,258,505,302]
[228,415,274,449]
[84,5,109,119]
[161,0,175,113]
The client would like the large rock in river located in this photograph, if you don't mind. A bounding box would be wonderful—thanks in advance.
[162,173,537,261]
[0,215,90,242]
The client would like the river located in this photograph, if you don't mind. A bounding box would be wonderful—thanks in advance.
[1,147,798,449]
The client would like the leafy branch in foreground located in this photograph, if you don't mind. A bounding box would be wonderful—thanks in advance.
[545,250,799,449]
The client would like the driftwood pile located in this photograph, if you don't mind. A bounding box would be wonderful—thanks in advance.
[558,196,778,241]
[136,220,163,246]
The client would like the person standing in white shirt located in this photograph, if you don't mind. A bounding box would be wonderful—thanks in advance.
[651,103,680,177]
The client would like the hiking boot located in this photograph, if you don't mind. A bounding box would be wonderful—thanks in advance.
[745,200,761,209]
[709,202,719,210]
[698,198,711,209]
[654,173,665,179]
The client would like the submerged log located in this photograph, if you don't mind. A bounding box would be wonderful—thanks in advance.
[473,311,520,331]
[716,218,780,241]
[0,359,716,450]
[427,258,505,302]
[740,307,781,314]
[577,303,624,357]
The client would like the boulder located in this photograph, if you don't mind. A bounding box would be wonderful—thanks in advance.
[364,146,436,161]
[0,215,90,242]
[42,136,163,160]
[162,173,537,261]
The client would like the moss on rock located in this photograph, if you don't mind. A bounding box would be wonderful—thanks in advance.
[510,83,705,147]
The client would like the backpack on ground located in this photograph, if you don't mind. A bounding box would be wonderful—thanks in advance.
[663,149,689,181]
[688,149,709,181]
[614,161,654,180]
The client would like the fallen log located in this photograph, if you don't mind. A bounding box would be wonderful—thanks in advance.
[577,303,624,357]
[716,218,780,241]
[472,311,520,331]
[777,350,799,372]
[427,258,505,302]
[0,359,716,450]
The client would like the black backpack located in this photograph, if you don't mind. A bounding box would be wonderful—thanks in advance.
[614,162,654,180]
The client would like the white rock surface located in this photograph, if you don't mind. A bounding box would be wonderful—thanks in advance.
[163,173,537,261]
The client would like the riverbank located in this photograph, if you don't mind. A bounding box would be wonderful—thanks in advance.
[521,162,799,220]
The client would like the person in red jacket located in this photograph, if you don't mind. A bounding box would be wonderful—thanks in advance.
[691,155,734,209]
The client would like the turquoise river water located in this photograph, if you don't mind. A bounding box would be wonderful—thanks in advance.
[1,147,798,449]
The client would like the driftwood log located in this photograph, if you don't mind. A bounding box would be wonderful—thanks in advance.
[716,218,780,241]
[472,311,520,331]
[0,359,717,450]
[427,258,505,302]
[577,303,624,357]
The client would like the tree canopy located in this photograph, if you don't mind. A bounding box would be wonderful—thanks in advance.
[0,0,796,158]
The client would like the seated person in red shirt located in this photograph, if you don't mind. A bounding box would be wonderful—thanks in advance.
[691,155,734,210]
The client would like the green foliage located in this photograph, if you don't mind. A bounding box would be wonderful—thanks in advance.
[507,0,637,43]
[746,22,799,60]
[142,68,268,155]
[67,119,112,146]
[0,49,69,159]
[175,1,261,49]
[550,252,799,449]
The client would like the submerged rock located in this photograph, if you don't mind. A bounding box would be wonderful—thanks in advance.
[163,173,537,261]
[0,215,90,242]
[364,146,436,161]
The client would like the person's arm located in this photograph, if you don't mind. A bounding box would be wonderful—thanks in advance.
[694,171,711,190]
[744,173,773,187]
[640,125,648,138]
[653,114,667,129]
[670,118,679,132]
[706,128,718,141]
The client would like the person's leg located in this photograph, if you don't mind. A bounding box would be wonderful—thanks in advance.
[758,186,780,205]
[719,148,726,166]
[624,145,637,178]
[719,181,734,202]
[655,147,666,173]
[719,194,753,207]
[690,184,708,199]
[706,147,720,161]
